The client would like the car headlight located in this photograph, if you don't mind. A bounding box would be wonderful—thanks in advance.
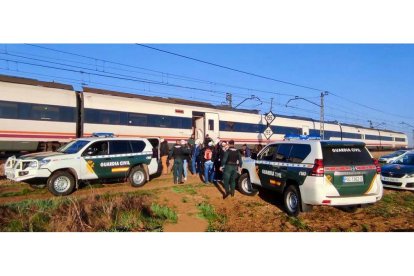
[27,161,38,169]
[39,159,51,168]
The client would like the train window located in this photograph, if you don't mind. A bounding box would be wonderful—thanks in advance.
[365,135,380,140]
[100,110,120,125]
[60,107,76,122]
[31,105,60,121]
[160,116,171,128]
[208,119,214,131]
[381,136,393,141]
[342,132,362,139]
[109,140,132,155]
[273,126,301,136]
[288,144,311,163]
[274,144,293,162]
[84,109,100,124]
[130,140,146,152]
[0,101,18,119]
[182,118,192,129]
[395,137,406,142]
[128,113,148,126]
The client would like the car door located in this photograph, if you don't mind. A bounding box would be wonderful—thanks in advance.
[271,144,293,192]
[146,138,161,175]
[81,140,113,179]
[107,140,134,178]
[256,144,279,187]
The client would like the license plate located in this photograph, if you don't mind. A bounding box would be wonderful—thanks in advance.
[343,175,364,183]
[381,176,400,182]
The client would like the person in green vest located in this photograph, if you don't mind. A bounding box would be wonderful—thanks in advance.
[220,139,243,199]
[168,140,190,184]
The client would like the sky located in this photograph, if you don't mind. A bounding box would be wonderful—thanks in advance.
[0,44,413,145]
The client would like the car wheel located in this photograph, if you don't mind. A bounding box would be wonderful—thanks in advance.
[283,185,301,217]
[47,171,76,196]
[237,173,258,196]
[129,166,147,187]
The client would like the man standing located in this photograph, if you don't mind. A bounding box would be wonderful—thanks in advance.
[192,140,202,174]
[241,144,251,158]
[201,141,216,184]
[168,140,190,184]
[221,140,243,199]
[160,138,169,175]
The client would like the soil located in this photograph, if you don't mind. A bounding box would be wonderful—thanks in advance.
[0,171,413,232]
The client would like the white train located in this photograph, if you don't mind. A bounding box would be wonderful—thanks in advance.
[0,74,408,153]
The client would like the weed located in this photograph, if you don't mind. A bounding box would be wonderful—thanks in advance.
[150,203,178,223]
[0,188,34,198]
[172,185,197,195]
[197,202,226,232]
[288,217,313,231]
[361,224,370,232]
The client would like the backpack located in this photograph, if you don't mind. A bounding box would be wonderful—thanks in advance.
[204,148,213,161]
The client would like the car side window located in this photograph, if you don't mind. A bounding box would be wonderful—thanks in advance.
[288,144,311,163]
[130,140,146,153]
[83,141,109,156]
[258,144,278,161]
[109,140,133,155]
[274,144,293,162]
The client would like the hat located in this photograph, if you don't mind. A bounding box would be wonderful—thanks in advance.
[208,141,213,146]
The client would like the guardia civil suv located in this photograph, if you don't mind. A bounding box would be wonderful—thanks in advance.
[238,137,383,216]
[5,136,159,196]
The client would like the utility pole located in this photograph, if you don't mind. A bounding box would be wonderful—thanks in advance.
[286,91,328,139]
[400,122,414,148]
[320,91,328,140]
[225,93,233,107]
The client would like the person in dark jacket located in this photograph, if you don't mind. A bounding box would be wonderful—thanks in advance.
[204,134,212,147]
[199,141,216,184]
[241,144,251,158]
[168,140,190,184]
[221,140,243,199]
[191,140,202,174]
[214,141,226,181]
[160,138,170,175]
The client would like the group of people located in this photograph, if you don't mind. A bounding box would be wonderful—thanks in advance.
[159,134,263,199]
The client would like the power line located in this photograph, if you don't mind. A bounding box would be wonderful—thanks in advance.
[22,44,302,98]
[136,44,326,92]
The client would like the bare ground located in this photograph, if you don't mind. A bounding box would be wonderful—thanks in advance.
[0,171,413,232]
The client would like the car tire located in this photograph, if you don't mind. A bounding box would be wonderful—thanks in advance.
[129,166,147,187]
[237,173,258,196]
[339,205,359,213]
[283,185,301,217]
[47,171,76,196]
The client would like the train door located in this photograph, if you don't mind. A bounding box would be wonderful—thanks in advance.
[205,112,219,141]
[193,112,205,142]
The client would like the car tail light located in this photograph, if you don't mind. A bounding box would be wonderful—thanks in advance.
[373,158,381,174]
[311,159,324,176]
[322,200,331,204]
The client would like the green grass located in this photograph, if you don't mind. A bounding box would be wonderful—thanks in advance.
[150,203,178,223]
[172,185,197,195]
[5,198,66,213]
[0,188,38,198]
[197,202,227,232]
[288,217,313,231]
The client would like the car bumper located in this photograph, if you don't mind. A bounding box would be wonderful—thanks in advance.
[300,175,383,206]
[5,167,51,182]
[381,176,414,191]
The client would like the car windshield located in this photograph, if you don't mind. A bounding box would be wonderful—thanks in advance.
[393,154,414,165]
[57,140,90,154]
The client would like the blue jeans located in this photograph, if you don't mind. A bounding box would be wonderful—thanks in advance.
[204,161,215,183]
[191,156,197,173]
[183,159,188,178]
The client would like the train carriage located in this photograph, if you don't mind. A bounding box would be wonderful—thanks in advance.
[0,74,408,153]
[0,75,78,152]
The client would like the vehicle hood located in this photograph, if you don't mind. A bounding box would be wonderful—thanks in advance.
[381,164,414,174]
[19,151,67,161]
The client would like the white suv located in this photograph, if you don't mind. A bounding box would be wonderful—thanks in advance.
[5,137,159,196]
[238,139,383,216]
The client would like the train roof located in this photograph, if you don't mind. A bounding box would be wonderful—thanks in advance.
[82,86,260,114]
[0,74,74,91]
